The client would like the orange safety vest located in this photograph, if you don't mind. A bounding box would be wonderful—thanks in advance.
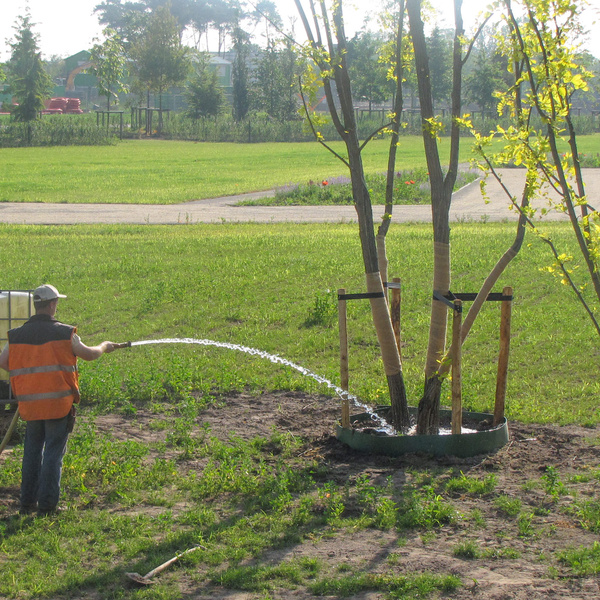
[8,315,79,421]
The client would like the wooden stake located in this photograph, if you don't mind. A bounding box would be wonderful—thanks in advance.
[338,289,350,428]
[390,278,402,360]
[451,299,463,435]
[494,286,513,426]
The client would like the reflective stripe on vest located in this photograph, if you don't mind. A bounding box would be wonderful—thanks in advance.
[15,388,75,403]
[10,364,78,377]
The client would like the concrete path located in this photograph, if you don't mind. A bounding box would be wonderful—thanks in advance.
[1,169,598,225]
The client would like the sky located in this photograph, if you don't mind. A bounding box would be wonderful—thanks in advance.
[1,0,599,62]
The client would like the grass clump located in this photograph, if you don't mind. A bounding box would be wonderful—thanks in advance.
[494,495,523,517]
[308,572,461,598]
[557,541,600,576]
[445,472,498,496]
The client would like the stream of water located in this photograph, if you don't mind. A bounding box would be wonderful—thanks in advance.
[131,338,395,433]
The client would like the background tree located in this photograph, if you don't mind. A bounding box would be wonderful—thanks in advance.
[43,55,65,83]
[212,0,242,55]
[131,2,191,111]
[231,24,251,121]
[90,28,129,111]
[254,39,301,121]
[465,36,508,116]
[94,0,152,51]
[426,27,453,111]
[6,13,52,123]
[347,31,393,111]
[184,52,225,117]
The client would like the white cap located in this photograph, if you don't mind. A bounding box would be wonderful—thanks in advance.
[33,284,67,302]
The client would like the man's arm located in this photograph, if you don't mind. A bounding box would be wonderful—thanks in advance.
[72,335,117,361]
[0,344,8,372]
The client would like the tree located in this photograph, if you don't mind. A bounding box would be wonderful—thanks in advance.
[254,38,301,121]
[347,31,394,111]
[406,0,472,433]
[475,0,600,336]
[426,27,453,110]
[212,0,243,55]
[465,36,509,116]
[90,28,129,111]
[7,13,52,123]
[184,52,225,117]
[231,24,251,121]
[294,0,410,430]
[131,2,191,111]
[94,0,151,51]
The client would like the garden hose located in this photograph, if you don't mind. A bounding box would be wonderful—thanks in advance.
[0,409,19,457]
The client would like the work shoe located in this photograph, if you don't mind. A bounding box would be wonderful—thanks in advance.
[18,505,37,516]
[37,507,65,517]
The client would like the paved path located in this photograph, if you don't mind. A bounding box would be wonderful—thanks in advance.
[1,169,598,225]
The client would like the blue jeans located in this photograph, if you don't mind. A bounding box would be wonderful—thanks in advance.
[20,416,70,512]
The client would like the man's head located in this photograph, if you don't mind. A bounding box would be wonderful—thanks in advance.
[33,284,66,314]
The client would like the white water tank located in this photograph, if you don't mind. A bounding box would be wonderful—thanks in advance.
[0,291,34,383]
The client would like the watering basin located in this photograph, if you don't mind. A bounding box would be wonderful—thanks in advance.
[336,406,509,458]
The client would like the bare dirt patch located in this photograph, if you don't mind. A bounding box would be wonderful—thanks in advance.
[3,391,600,599]
[138,392,600,598]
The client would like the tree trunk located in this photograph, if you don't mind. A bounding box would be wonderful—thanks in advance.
[294,0,410,429]
[408,0,464,433]
[332,4,410,430]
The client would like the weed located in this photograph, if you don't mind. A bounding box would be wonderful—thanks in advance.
[494,495,522,517]
[470,508,487,528]
[308,572,461,598]
[445,472,497,496]
[320,483,346,523]
[303,290,338,328]
[398,485,458,530]
[481,547,521,559]
[557,541,600,576]
[453,540,480,559]
[541,465,568,499]
[574,500,600,533]
[517,512,536,537]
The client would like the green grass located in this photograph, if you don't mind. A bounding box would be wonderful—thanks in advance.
[1,134,599,204]
[1,222,600,598]
[0,221,599,422]
[0,138,436,204]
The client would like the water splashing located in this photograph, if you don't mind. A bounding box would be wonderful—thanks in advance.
[131,337,395,433]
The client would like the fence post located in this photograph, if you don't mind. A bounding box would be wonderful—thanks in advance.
[338,288,350,428]
[494,286,513,426]
[451,299,463,435]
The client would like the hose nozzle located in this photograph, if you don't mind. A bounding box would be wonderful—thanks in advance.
[114,341,132,349]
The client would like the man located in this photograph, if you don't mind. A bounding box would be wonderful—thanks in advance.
[0,284,117,516]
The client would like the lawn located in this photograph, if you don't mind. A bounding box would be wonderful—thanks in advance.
[0,221,597,424]
[0,138,433,204]
[1,134,598,204]
[1,222,600,600]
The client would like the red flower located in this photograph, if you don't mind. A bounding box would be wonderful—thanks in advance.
[322,180,329,186]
